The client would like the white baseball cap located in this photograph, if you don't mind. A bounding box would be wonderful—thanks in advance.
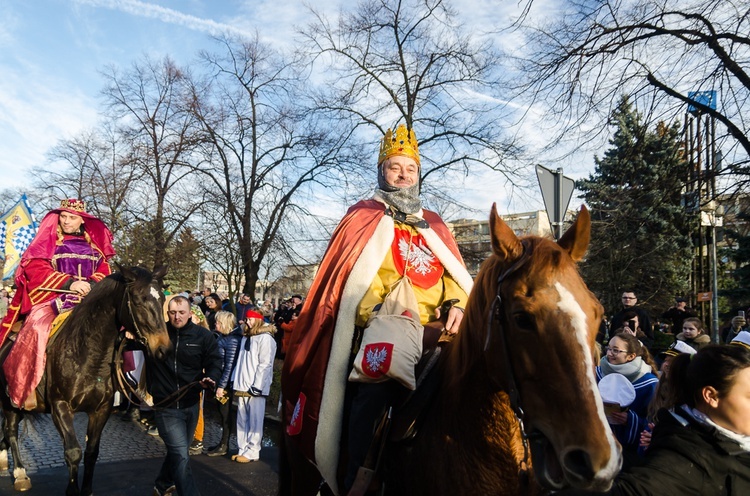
[599,373,636,407]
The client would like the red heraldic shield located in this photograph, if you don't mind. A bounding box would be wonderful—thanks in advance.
[360,342,394,378]
[391,228,444,288]
[287,392,307,436]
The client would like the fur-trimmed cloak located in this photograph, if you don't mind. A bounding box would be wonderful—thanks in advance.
[281,198,473,494]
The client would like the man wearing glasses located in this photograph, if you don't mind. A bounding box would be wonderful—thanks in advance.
[610,291,653,342]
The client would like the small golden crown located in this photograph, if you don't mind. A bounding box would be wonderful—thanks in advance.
[378,124,420,165]
[60,198,87,213]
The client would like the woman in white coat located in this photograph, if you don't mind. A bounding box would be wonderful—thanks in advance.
[231,310,277,463]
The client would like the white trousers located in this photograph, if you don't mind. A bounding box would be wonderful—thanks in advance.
[236,395,266,460]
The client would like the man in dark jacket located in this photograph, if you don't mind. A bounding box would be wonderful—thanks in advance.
[147,295,222,496]
[611,291,653,340]
[235,293,255,326]
[660,297,697,334]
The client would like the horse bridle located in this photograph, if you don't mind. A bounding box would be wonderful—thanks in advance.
[118,284,149,347]
[113,284,150,405]
[484,239,539,475]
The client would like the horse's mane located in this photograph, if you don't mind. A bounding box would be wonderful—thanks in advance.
[445,236,578,389]
[75,266,156,307]
[57,266,154,342]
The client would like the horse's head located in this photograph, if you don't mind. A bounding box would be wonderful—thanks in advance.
[118,264,171,361]
[462,204,620,492]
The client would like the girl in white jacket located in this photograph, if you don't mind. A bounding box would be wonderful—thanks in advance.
[231,310,277,463]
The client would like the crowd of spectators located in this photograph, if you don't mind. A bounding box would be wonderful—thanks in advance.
[582,289,750,494]
[108,286,307,494]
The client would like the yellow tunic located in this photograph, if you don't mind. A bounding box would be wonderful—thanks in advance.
[356,223,468,326]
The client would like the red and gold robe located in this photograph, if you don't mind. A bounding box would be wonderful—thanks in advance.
[0,207,114,407]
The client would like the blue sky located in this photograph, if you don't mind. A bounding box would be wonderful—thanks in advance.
[0,0,303,188]
[0,0,574,217]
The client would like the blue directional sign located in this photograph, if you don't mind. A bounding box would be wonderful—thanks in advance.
[687,90,717,115]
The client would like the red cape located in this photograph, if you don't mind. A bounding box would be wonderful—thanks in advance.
[281,199,470,488]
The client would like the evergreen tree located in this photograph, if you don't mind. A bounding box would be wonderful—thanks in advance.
[578,96,693,319]
[118,220,201,292]
[719,208,750,314]
[165,227,202,292]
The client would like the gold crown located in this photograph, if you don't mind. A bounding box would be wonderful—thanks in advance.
[60,199,87,213]
[378,124,420,165]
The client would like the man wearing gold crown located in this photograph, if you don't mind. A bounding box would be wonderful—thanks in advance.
[281,124,473,494]
[0,199,115,410]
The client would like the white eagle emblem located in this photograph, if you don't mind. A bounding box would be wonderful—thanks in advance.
[398,238,436,276]
[290,398,302,426]
[366,346,389,373]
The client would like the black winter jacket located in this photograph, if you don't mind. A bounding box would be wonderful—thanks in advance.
[146,321,222,408]
[561,407,750,495]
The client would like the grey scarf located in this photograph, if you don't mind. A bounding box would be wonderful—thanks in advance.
[375,168,422,214]
[599,356,651,383]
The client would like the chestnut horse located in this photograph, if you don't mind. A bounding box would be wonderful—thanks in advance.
[282,205,621,495]
[0,265,171,495]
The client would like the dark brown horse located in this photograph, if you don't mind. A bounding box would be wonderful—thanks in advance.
[282,205,621,495]
[0,265,171,495]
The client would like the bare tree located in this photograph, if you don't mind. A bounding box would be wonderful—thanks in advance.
[188,34,355,299]
[195,203,245,303]
[300,0,522,199]
[515,0,750,174]
[101,56,207,267]
[39,124,137,239]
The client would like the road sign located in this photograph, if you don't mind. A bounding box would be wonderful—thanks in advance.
[687,90,717,115]
[536,164,575,239]
[696,292,712,302]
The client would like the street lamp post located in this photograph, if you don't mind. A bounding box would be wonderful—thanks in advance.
[710,150,723,344]
[710,215,721,343]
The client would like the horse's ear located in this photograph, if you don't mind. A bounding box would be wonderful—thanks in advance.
[152,265,168,281]
[118,264,137,282]
[557,205,591,262]
[490,203,523,262]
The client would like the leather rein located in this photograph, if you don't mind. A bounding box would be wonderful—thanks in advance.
[483,239,539,477]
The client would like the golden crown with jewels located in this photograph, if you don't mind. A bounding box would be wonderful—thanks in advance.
[59,199,87,213]
[378,124,420,166]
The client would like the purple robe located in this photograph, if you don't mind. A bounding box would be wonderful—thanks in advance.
[50,236,102,313]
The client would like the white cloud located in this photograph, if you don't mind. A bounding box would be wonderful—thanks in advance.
[0,61,99,188]
[74,0,255,38]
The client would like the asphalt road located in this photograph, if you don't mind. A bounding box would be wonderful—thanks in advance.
[0,404,280,496]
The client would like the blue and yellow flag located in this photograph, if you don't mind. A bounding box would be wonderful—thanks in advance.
[0,195,38,281]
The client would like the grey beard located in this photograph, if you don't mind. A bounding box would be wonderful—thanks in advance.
[376,173,422,214]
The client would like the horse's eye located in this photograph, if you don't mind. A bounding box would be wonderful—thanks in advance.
[513,312,535,331]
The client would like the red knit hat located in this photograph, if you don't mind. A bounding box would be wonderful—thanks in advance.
[245,310,264,321]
